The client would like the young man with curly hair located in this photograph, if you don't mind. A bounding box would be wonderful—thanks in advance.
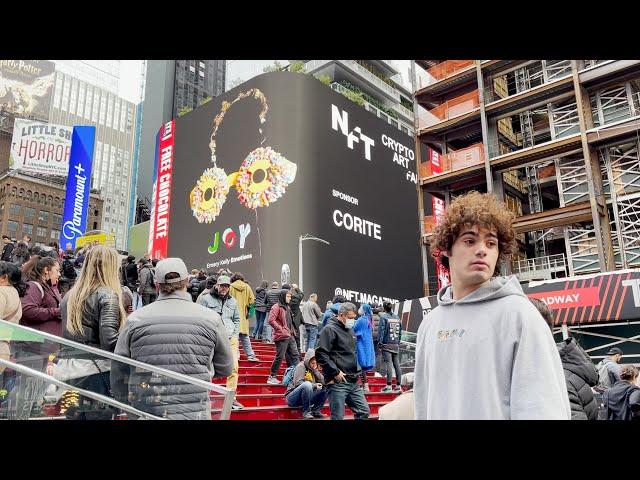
[414,191,570,420]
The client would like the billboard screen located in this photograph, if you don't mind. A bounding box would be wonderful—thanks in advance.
[0,60,55,119]
[166,72,423,304]
[10,118,72,175]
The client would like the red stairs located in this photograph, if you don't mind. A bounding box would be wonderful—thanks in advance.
[211,341,401,420]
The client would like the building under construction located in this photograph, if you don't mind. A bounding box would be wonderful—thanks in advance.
[414,60,640,295]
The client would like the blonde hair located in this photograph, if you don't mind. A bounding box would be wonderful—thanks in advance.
[66,245,127,337]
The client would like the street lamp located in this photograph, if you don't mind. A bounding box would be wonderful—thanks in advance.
[299,234,330,292]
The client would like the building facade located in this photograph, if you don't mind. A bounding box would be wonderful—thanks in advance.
[415,60,640,294]
[303,60,415,137]
[49,70,137,250]
[135,60,226,210]
[0,170,103,247]
[52,61,120,95]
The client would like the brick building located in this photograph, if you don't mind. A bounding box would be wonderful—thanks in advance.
[0,169,103,248]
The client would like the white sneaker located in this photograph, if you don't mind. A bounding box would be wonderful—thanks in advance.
[266,376,280,385]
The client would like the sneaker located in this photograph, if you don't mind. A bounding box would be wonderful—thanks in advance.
[231,400,244,410]
[393,386,402,393]
[362,383,370,393]
[311,411,327,418]
[302,411,314,419]
[381,385,393,393]
[266,376,280,385]
[247,356,261,362]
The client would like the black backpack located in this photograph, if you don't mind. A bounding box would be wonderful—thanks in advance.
[62,259,77,280]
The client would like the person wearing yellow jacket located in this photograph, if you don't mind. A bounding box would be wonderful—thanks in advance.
[229,273,259,362]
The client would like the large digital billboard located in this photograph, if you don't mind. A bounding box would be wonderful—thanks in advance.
[166,72,423,304]
[0,60,55,119]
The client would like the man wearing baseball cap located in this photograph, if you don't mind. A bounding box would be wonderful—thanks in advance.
[596,347,624,392]
[201,274,244,410]
[110,257,233,419]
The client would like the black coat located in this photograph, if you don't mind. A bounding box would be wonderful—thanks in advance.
[289,289,304,329]
[557,337,599,420]
[315,317,360,383]
[265,288,281,313]
[255,287,267,311]
[1,242,14,261]
[61,287,122,352]
[603,380,640,421]
[125,262,138,287]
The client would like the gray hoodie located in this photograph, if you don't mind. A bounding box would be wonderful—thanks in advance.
[414,276,571,420]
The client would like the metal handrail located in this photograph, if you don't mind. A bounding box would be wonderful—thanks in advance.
[0,319,234,419]
[0,357,164,420]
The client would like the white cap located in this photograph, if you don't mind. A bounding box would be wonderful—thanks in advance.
[154,258,189,284]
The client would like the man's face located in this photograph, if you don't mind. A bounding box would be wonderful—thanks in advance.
[446,224,499,290]
[217,284,230,296]
[285,292,292,303]
[310,295,317,304]
[615,354,623,363]
[338,310,357,323]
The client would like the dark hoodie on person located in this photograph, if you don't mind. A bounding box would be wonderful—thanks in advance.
[285,348,324,396]
[556,337,599,420]
[603,380,640,421]
[268,290,293,342]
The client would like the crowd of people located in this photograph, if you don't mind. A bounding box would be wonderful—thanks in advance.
[2,188,639,421]
[0,239,409,420]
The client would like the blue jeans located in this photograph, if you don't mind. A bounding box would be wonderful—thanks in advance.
[327,380,370,420]
[253,310,266,337]
[305,325,318,350]
[239,333,255,358]
[263,319,273,342]
[286,381,328,414]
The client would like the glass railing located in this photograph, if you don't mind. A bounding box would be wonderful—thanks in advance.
[339,60,400,100]
[399,339,417,376]
[416,60,476,89]
[0,320,234,420]
[421,143,485,178]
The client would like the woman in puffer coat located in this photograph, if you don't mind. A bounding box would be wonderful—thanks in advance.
[61,245,128,397]
[557,337,599,420]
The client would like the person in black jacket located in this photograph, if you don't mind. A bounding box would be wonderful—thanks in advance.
[263,281,281,343]
[252,280,268,339]
[377,301,403,393]
[61,245,127,401]
[315,302,370,420]
[530,298,599,420]
[124,255,138,290]
[603,364,640,421]
[289,284,304,350]
[1,236,15,262]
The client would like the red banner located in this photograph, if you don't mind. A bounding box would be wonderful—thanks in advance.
[432,196,450,289]
[148,120,175,260]
[528,287,600,310]
[429,148,442,175]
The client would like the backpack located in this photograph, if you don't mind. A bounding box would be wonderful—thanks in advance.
[62,259,77,280]
[142,266,156,289]
[282,365,297,387]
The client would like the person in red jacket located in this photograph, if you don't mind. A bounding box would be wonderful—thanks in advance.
[19,255,62,336]
[7,255,62,419]
[267,289,300,385]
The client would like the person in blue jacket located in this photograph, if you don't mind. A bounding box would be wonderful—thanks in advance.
[354,303,375,392]
[321,295,346,329]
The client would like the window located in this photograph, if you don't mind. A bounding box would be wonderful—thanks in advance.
[95,209,99,216]
[38,210,49,222]
[7,221,18,232]
[24,207,35,217]
[51,229,60,240]
[9,204,20,216]
[37,227,47,237]
[53,214,62,225]
[93,221,98,230]
[23,223,33,235]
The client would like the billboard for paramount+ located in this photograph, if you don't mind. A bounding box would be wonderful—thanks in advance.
[161,72,422,304]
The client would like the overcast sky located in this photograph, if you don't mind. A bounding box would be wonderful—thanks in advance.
[118,60,414,103]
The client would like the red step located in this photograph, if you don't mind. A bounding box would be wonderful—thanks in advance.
[230,392,398,407]
[211,402,386,420]
[213,374,390,385]
[231,383,398,395]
